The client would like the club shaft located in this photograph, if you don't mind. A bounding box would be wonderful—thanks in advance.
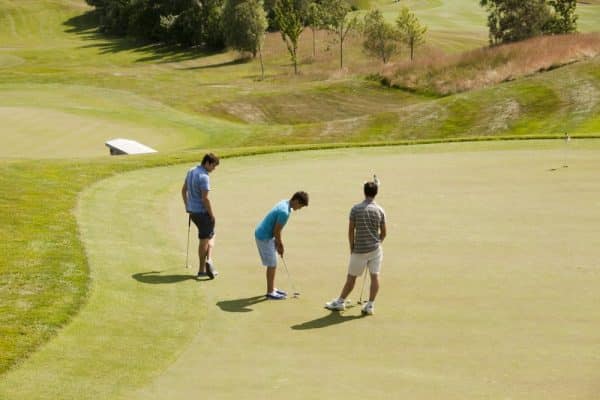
[359,268,368,303]
[281,256,299,294]
[185,215,191,268]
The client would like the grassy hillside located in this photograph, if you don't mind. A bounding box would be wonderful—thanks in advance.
[1,0,599,158]
[1,0,599,377]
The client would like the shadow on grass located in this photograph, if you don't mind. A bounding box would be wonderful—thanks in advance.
[291,311,365,330]
[132,271,197,284]
[216,295,268,313]
[181,58,250,70]
[62,10,222,64]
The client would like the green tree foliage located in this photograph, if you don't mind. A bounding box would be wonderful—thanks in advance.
[306,1,326,58]
[361,9,400,64]
[85,0,225,49]
[396,6,426,61]
[545,0,578,34]
[196,0,227,49]
[480,0,577,45]
[223,0,268,57]
[223,0,268,78]
[321,0,357,69]
[274,0,307,74]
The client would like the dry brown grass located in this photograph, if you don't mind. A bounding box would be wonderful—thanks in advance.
[382,33,600,95]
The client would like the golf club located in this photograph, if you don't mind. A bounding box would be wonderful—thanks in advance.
[358,267,368,305]
[185,215,191,269]
[280,256,300,298]
[563,132,570,168]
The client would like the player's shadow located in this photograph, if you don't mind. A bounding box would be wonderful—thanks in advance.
[216,295,267,313]
[291,312,365,330]
[132,271,197,284]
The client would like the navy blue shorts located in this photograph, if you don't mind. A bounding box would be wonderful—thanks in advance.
[190,212,215,240]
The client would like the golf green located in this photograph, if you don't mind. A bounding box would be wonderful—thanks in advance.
[1,141,599,399]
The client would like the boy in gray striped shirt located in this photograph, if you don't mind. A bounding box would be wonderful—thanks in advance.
[325,180,386,315]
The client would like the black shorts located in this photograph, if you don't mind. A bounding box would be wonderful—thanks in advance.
[190,212,215,240]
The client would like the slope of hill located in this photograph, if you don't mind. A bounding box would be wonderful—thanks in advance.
[1,0,599,158]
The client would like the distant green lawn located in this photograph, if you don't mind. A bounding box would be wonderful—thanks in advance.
[1,0,599,158]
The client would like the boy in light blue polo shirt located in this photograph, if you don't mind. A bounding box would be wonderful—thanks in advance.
[255,191,309,299]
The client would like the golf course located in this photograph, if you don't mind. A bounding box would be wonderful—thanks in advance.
[1,0,600,399]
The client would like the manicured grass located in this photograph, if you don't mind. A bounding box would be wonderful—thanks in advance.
[0,83,249,158]
[1,0,600,381]
[2,141,600,399]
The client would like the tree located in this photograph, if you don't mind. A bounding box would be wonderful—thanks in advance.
[306,1,326,58]
[321,0,357,69]
[481,0,549,44]
[223,0,268,78]
[196,0,226,49]
[396,6,426,61]
[479,0,578,44]
[306,1,325,58]
[545,0,578,34]
[274,0,307,74]
[86,0,225,49]
[362,9,400,64]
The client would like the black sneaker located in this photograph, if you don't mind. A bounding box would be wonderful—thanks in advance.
[205,261,215,280]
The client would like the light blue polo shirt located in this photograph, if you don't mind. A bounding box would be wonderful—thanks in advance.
[255,200,291,240]
[185,165,210,213]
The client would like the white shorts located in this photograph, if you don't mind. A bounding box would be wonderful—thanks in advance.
[256,238,277,268]
[348,247,383,276]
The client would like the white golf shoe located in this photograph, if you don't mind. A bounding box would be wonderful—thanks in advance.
[361,302,374,315]
[325,298,346,311]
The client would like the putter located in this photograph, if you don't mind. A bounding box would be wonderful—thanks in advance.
[185,215,191,269]
[563,132,570,168]
[358,268,368,305]
[280,256,300,298]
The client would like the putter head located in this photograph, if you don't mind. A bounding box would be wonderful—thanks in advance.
[292,292,300,298]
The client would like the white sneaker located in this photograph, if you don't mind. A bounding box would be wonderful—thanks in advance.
[361,302,374,315]
[266,291,286,300]
[325,298,346,311]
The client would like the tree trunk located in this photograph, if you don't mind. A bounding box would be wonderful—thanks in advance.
[312,28,316,58]
[339,30,343,69]
[259,45,265,80]
[293,43,298,74]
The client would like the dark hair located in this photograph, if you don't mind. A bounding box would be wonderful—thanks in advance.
[202,153,220,166]
[364,182,378,198]
[291,191,309,206]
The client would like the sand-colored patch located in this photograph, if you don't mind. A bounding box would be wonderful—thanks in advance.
[0,53,24,68]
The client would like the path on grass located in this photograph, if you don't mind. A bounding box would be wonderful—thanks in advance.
[1,141,599,399]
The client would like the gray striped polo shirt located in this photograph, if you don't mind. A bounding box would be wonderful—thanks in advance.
[350,199,386,253]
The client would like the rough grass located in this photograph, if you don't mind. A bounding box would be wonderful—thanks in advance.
[383,33,600,95]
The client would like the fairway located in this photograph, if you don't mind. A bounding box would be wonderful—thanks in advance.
[2,141,599,399]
